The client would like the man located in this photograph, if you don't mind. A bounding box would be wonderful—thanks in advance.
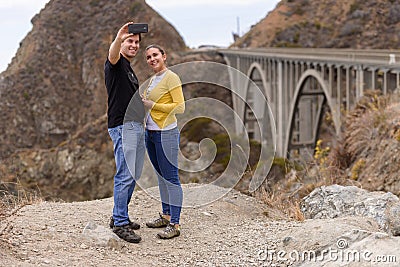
[104,22,145,243]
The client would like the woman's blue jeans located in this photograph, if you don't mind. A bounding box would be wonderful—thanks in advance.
[145,127,183,224]
[108,121,145,226]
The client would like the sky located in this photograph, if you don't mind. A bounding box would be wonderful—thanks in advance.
[0,0,280,72]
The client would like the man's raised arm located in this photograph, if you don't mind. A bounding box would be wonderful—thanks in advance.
[108,22,132,64]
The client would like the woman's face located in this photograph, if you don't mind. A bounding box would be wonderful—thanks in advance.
[145,47,167,73]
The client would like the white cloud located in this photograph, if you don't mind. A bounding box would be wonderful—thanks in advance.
[0,0,48,9]
[0,0,49,72]
[145,0,270,8]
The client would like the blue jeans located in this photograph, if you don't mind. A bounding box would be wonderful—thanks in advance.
[145,127,183,224]
[108,122,145,226]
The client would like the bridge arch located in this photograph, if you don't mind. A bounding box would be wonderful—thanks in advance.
[243,63,272,141]
[246,63,271,102]
[284,69,340,157]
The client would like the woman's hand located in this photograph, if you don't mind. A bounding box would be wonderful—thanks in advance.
[142,95,155,109]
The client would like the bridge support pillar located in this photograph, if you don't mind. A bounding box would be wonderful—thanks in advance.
[277,61,284,157]
[357,67,364,98]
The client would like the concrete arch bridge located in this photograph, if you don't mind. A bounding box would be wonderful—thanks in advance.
[218,48,400,158]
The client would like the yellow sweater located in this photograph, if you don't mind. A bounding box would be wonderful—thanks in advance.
[145,70,185,129]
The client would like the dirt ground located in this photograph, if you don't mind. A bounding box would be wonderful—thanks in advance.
[0,184,301,266]
[3,183,399,267]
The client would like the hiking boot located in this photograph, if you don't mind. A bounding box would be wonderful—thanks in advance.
[146,213,170,228]
[112,224,141,243]
[110,216,140,230]
[157,223,181,239]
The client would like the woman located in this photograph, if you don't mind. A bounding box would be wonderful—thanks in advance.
[142,44,185,239]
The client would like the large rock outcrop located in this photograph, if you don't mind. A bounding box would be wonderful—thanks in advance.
[301,185,400,236]
[234,0,400,49]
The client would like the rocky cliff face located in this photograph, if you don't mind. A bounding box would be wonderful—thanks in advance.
[0,0,186,159]
[234,0,400,49]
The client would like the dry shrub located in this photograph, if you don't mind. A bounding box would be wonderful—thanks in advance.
[342,89,390,162]
[328,89,400,177]
[0,180,42,222]
[0,180,42,252]
[327,138,351,169]
[255,185,304,221]
[0,181,41,250]
[252,161,308,221]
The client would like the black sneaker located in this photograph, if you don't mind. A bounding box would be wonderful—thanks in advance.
[146,213,170,228]
[157,223,181,239]
[110,216,140,230]
[112,224,141,243]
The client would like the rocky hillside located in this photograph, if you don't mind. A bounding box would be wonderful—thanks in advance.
[234,0,400,49]
[331,90,400,196]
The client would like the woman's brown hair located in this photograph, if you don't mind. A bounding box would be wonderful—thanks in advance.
[145,44,166,55]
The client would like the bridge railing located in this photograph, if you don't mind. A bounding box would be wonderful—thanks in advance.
[218,48,400,69]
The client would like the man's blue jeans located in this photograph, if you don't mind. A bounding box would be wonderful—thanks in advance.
[145,127,183,225]
[108,121,145,226]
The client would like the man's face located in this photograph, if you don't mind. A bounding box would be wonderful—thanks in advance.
[121,34,140,60]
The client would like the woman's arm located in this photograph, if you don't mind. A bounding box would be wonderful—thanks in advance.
[152,86,185,114]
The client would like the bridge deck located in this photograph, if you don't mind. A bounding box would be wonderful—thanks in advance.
[218,48,400,70]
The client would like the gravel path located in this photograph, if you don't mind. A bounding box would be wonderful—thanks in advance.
[0,184,299,266]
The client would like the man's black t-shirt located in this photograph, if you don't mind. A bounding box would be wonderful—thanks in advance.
[104,55,144,128]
